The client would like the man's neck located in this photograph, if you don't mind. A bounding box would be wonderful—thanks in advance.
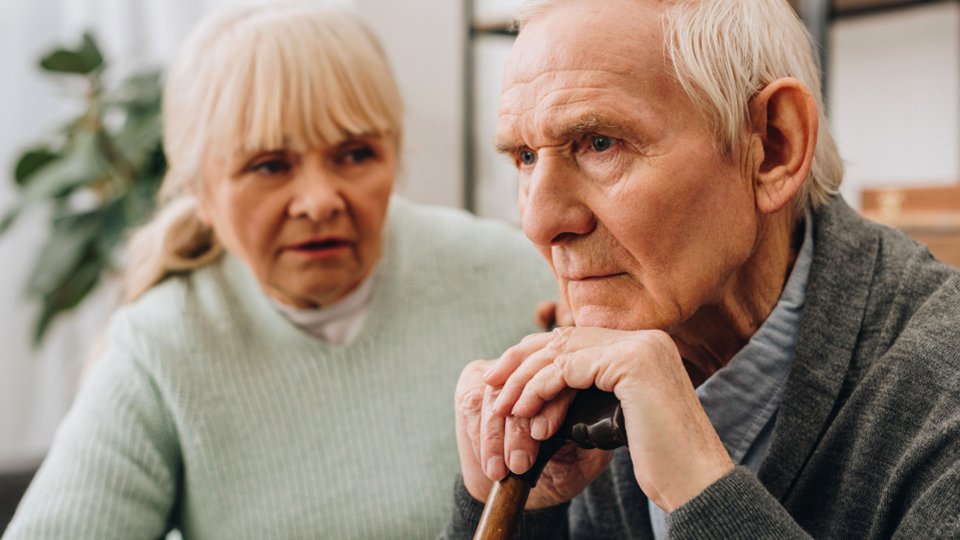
[670,209,802,386]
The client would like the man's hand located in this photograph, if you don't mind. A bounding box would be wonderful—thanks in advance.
[457,327,734,512]
[455,342,611,510]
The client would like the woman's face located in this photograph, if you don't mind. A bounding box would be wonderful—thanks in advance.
[198,134,397,308]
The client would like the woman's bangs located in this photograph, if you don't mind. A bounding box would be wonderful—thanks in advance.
[215,23,397,155]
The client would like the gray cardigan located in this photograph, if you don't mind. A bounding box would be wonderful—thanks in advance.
[444,197,960,539]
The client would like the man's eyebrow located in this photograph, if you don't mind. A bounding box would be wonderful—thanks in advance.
[554,115,619,139]
[495,114,623,155]
[495,139,521,156]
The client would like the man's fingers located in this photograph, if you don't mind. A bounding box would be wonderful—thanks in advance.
[456,379,485,463]
[494,343,563,416]
[513,346,622,417]
[529,387,576,440]
[484,332,553,387]
[503,415,539,474]
[480,384,508,481]
[454,359,497,501]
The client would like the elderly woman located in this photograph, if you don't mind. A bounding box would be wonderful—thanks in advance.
[4,3,554,539]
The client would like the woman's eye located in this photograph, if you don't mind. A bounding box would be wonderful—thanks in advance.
[341,145,376,164]
[590,135,614,152]
[518,149,537,166]
[249,158,290,175]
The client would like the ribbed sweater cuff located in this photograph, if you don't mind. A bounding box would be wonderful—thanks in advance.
[666,466,811,539]
[450,475,485,535]
[445,475,570,539]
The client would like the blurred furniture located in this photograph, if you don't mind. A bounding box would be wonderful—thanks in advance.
[861,184,960,266]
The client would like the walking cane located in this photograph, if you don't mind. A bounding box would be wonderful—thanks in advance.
[473,387,628,540]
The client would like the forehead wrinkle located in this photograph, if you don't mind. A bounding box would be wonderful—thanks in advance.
[505,66,633,87]
[498,45,662,151]
[529,89,646,147]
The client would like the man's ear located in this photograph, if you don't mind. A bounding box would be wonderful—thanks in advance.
[748,78,818,214]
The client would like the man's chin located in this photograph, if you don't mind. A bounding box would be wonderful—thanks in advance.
[572,304,643,330]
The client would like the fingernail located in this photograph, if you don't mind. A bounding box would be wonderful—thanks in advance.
[485,456,505,479]
[493,394,504,412]
[530,416,548,440]
[509,450,531,473]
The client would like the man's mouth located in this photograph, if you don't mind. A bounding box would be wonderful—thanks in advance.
[563,272,626,281]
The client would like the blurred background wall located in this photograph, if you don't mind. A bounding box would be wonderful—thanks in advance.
[1,0,958,528]
[829,1,960,208]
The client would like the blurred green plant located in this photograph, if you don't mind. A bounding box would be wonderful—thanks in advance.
[1,33,164,344]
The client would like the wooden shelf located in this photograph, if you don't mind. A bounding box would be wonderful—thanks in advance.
[861,184,960,267]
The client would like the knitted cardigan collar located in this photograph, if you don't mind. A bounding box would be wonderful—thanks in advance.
[758,196,879,500]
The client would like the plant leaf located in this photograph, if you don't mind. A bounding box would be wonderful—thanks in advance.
[39,32,104,75]
[33,247,106,344]
[115,113,162,169]
[108,70,162,109]
[95,197,131,262]
[79,33,105,72]
[0,131,109,233]
[14,147,60,186]
[26,207,107,296]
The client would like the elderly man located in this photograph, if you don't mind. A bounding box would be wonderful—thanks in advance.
[446,0,960,538]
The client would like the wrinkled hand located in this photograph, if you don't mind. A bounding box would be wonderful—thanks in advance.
[455,327,734,512]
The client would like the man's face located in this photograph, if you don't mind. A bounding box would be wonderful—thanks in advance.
[498,0,761,331]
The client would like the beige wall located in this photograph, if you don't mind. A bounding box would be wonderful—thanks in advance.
[355,0,466,208]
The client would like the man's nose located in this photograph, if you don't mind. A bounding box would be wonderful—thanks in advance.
[520,157,596,246]
[287,165,346,222]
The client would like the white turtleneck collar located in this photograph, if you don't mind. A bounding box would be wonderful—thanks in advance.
[270,263,381,345]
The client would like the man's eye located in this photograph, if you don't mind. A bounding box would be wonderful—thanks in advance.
[518,149,537,165]
[590,135,614,152]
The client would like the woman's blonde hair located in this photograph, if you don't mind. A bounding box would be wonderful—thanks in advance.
[514,0,844,210]
[123,2,404,303]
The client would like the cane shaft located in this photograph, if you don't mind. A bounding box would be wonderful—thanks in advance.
[473,475,530,540]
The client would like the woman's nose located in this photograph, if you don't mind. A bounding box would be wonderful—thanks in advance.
[520,157,596,246]
[287,166,346,222]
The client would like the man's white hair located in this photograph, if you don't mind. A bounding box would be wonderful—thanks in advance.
[514,0,843,210]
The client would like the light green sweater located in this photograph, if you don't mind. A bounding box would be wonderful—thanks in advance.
[5,198,556,539]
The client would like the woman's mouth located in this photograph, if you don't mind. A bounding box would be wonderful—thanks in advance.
[285,238,352,258]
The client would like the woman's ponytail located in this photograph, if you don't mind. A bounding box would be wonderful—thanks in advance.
[122,195,221,303]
